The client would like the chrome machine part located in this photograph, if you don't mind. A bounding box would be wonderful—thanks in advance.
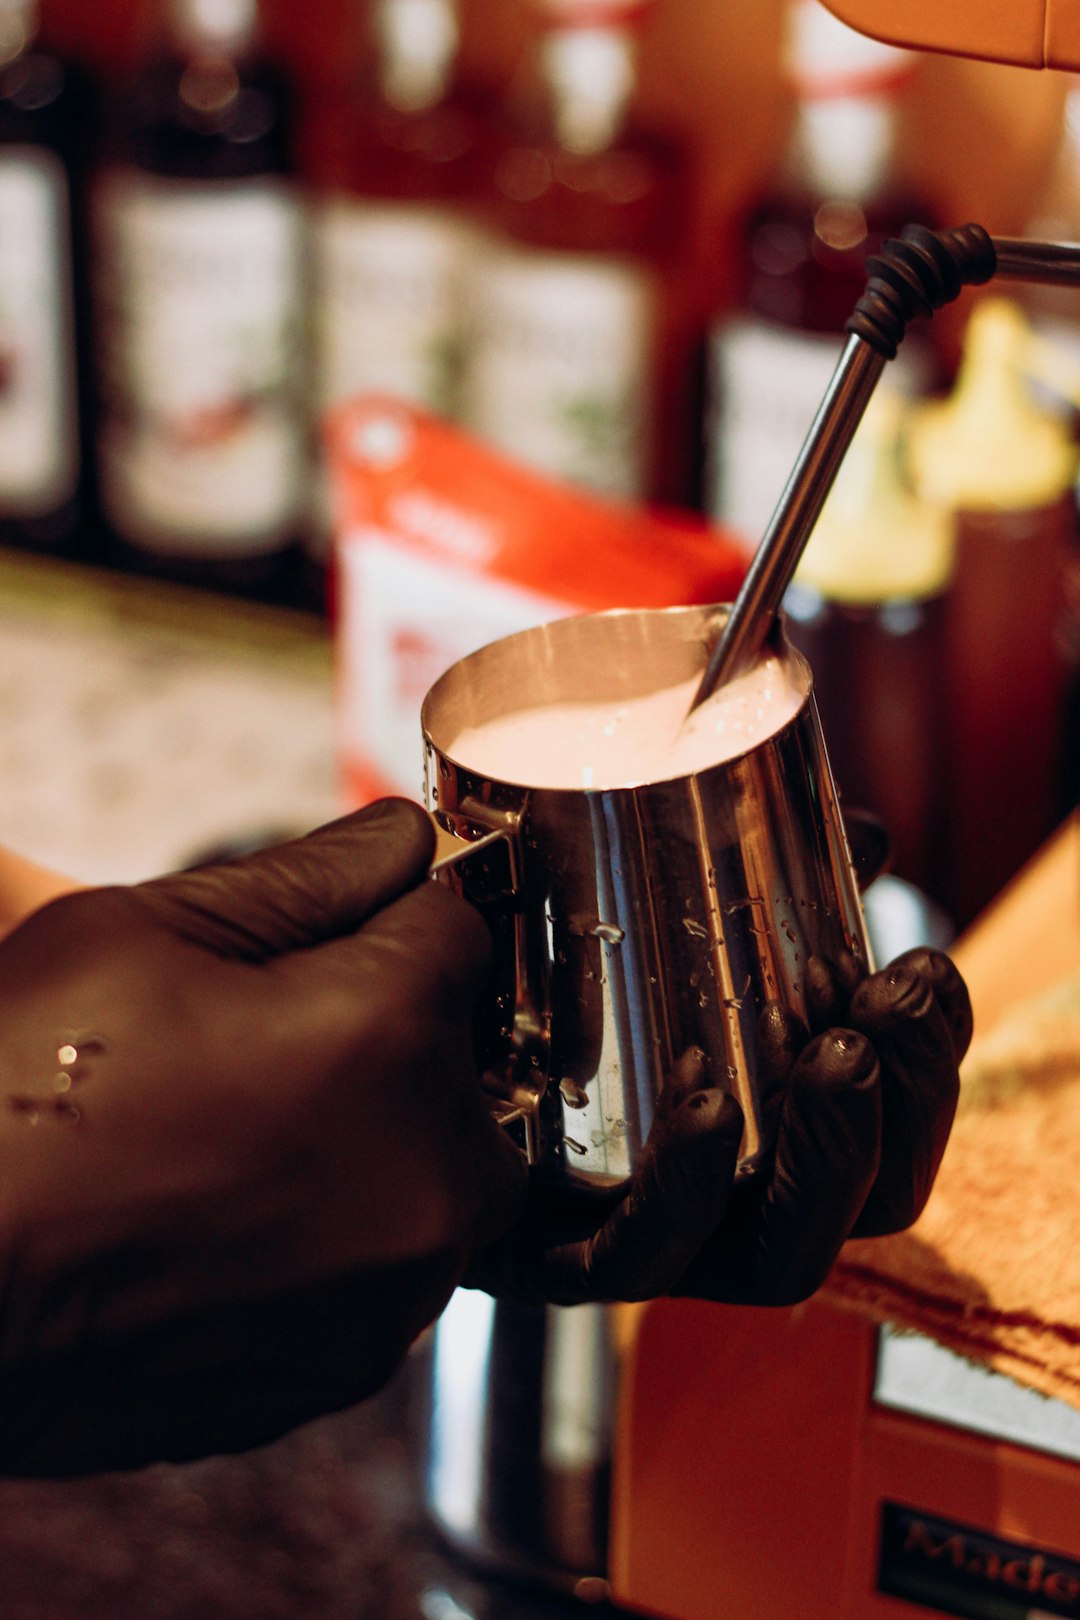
[421,1292,615,1597]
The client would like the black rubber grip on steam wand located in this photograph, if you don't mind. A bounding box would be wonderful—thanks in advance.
[846,223,998,359]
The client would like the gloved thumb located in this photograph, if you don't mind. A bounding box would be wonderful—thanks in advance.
[134,799,436,960]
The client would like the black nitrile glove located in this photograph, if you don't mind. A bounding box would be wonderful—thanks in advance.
[465,947,971,1308]
[0,800,525,1477]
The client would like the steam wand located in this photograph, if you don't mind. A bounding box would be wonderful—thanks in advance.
[688,225,1080,713]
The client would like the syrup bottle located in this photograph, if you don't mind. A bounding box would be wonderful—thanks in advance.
[312,0,488,418]
[784,387,954,903]
[460,0,691,505]
[907,299,1079,928]
[93,0,306,599]
[307,0,491,586]
[704,0,937,553]
[1019,79,1080,367]
[0,0,95,555]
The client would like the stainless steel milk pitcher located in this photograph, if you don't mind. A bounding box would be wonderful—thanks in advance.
[422,603,871,1186]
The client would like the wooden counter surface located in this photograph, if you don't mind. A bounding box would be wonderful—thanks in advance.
[952,814,1080,1038]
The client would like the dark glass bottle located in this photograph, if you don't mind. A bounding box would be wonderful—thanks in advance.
[306,0,491,593]
[93,0,306,599]
[908,299,1079,928]
[783,390,954,904]
[311,0,491,417]
[704,0,937,554]
[459,0,693,506]
[0,0,96,556]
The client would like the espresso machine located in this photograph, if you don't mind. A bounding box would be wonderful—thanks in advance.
[421,4,1080,1615]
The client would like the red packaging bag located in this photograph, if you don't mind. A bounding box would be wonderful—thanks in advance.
[326,396,746,805]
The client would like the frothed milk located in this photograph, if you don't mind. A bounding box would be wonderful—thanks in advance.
[447,651,805,789]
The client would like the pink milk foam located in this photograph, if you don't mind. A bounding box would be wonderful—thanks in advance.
[447,651,806,790]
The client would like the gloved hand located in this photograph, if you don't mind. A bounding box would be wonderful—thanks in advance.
[0,799,525,1477]
[466,946,971,1307]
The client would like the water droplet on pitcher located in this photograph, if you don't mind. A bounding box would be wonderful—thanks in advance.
[682,918,708,940]
[559,1078,590,1110]
[564,1136,588,1156]
[591,922,624,945]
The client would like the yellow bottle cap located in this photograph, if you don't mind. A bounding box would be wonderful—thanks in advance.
[907,299,1079,512]
[796,387,954,602]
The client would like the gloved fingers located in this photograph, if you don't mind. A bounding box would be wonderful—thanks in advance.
[465,1115,532,1253]
[276,878,524,1251]
[284,877,494,1032]
[888,947,974,1064]
[652,1044,712,1125]
[135,799,436,961]
[460,1176,626,1302]
[846,955,964,1237]
[758,1001,809,1091]
[844,807,892,892]
[804,950,865,1033]
[527,1087,744,1305]
[675,1029,881,1305]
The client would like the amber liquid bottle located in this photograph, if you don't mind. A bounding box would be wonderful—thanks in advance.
[460,0,692,505]
[0,0,96,556]
[783,391,954,905]
[704,0,937,552]
[93,0,305,599]
[908,301,1079,930]
[1018,78,1080,816]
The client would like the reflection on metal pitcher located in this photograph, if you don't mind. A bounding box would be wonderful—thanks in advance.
[423,603,871,1187]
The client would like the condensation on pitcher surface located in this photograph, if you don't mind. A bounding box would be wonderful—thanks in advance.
[445,651,806,790]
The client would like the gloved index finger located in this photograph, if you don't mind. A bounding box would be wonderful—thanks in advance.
[529,1087,743,1305]
[846,956,963,1237]
[294,876,493,1022]
[135,799,436,960]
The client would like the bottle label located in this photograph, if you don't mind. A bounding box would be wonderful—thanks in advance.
[706,318,927,552]
[0,148,79,514]
[315,200,479,419]
[461,245,655,500]
[95,170,305,556]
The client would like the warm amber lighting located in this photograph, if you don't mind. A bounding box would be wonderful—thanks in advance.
[814,200,868,252]
[180,55,240,116]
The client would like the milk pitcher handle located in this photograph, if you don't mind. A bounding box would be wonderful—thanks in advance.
[429,803,549,1160]
[430,815,520,892]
